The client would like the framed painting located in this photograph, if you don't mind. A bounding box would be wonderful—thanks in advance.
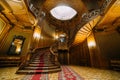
[8,35,26,55]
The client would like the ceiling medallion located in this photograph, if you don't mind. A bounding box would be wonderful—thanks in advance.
[50,5,77,20]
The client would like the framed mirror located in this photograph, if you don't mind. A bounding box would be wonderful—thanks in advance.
[8,35,25,55]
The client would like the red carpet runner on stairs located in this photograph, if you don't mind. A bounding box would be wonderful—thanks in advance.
[16,49,61,74]
[31,53,44,79]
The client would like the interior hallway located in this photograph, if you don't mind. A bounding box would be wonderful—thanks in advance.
[0,0,120,80]
[0,66,120,80]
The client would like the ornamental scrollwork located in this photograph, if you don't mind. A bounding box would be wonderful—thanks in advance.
[81,9,100,22]
[100,0,112,12]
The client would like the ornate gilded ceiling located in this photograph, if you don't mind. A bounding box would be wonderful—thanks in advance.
[0,0,36,28]
[0,0,120,46]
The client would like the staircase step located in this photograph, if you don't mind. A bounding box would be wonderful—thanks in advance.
[23,66,60,70]
[0,57,21,67]
[30,61,56,63]
[0,64,19,67]
[16,68,61,74]
[34,58,50,59]
[32,60,51,62]
[30,62,53,64]
[33,58,40,59]
[28,64,55,67]
[0,61,21,63]
[16,48,61,74]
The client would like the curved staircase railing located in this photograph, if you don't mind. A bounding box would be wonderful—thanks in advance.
[68,0,113,46]
[18,48,34,69]
[49,41,58,62]
[18,47,42,69]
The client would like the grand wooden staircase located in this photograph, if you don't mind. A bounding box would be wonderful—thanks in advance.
[16,48,61,74]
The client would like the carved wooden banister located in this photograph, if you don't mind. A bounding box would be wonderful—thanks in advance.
[19,47,40,69]
[19,50,32,69]
[49,42,58,62]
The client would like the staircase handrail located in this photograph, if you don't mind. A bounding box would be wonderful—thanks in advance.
[49,41,58,62]
[19,50,32,69]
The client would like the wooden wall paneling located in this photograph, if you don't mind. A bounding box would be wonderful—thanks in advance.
[0,24,12,55]
[70,46,76,64]
[94,31,120,69]
[70,40,90,66]
[80,40,90,66]
[58,50,69,65]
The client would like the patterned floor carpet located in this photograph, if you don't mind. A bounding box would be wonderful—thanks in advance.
[22,66,83,80]
[0,65,120,80]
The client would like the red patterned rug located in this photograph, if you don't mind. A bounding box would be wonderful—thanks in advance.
[58,66,84,80]
[22,66,84,80]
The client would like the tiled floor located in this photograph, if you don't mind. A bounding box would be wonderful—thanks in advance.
[0,66,120,80]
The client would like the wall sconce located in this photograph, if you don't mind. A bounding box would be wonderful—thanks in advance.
[88,40,96,48]
[55,35,59,40]
[33,32,40,39]
[33,27,41,40]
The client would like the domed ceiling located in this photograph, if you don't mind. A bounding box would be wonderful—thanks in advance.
[1,0,120,46]
[42,0,87,29]
[29,0,88,31]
